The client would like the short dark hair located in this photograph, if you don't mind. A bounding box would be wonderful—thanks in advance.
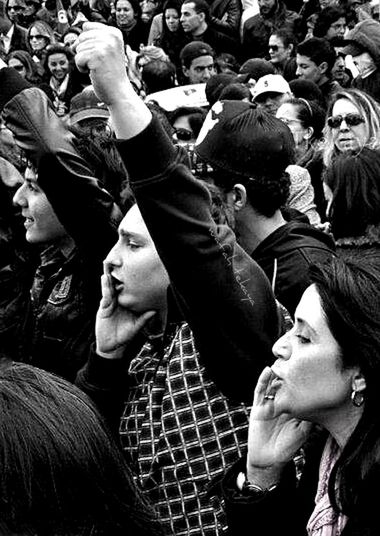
[182,0,210,22]
[142,59,176,93]
[270,28,297,52]
[297,37,336,74]
[313,6,345,39]
[212,168,291,217]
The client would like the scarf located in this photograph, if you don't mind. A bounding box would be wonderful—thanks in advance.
[306,436,348,536]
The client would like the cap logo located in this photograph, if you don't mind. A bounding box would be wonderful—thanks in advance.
[195,100,223,146]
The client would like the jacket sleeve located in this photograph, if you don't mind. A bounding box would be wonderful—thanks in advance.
[75,348,129,437]
[222,457,308,536]
[0,67,120,261]
[210,0,242,36]
[116,117,281,403]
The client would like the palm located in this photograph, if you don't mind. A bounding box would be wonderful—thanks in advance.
[247,367,312,468]
[95,273,155,357]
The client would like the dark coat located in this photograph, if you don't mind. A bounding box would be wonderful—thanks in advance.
[242,1,301,60]
[0,67,121,380]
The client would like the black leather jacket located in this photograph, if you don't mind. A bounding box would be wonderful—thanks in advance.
[0,68,121,380]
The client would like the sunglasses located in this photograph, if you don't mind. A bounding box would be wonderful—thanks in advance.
[29,34,46,40]
[173,128,193,141]
[327,113,364,129]
[268,45,282,52]
[7,5,24,10]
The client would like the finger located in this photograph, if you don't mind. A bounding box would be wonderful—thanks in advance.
[100,273,115,309]
[253,366,274,404]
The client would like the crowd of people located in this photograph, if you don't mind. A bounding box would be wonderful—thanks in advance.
[1,0,380,533]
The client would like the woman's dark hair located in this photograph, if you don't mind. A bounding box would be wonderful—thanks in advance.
[310,255,380,519]
[285,97,326,140]
[0,361,163,536]
[42,43,75,76]
[169,106,207,137]
[114,0,141,19]
[313,6,346,38]
[324,148,380,239]
[7,50,41,84]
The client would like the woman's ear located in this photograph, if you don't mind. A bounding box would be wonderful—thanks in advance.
[304,126,314,141]
[352,371,366,394]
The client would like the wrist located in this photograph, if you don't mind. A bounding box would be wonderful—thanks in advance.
[236,471,279,498]
[246,464,284,489]
[96,346,125,360]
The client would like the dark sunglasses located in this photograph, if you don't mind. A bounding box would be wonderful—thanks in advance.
[7,5,24,10]
[173,128,193,141]
[29,34,46,40]
[268,45,281,52]
[327,113,364,129]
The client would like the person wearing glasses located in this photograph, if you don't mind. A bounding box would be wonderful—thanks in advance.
[26,19,56,75]
[7,49,42,83]
[322,88,380,168]
[268,28,297,81]
[0,0,27,58]
[276,97,327,220]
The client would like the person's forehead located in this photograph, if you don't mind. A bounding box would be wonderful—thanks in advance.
[119,204,149,238]
[297,54,315,67]
[190,55,214,68]
[182,2,196,13]
[48,53,68,62]
[332,98,360,115]
[269,35,283,45]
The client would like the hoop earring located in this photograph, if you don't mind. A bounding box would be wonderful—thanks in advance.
[351,389,364,408]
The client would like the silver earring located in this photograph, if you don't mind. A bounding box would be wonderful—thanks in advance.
[351,389,364,408]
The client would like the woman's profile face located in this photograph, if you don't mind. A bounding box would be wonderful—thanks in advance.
[165,7,180,32]
[331,98,368,154]
[269,285,358,424]
[115,0,136,27]
[276,102,310,151]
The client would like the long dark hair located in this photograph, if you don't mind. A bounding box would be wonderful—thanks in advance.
[324,148,380,239]
[310,255,380,519]
[0,361,163,536]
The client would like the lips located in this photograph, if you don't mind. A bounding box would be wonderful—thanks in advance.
[110,273,124,292]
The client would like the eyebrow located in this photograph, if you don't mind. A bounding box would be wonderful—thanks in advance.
[119,229,143,240]
[294,317,318,337]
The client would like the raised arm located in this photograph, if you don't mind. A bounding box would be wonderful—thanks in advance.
[76,24,280,403]
[0,65,120,260]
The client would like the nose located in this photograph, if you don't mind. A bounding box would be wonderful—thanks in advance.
[339,117,349,131]
[272,331,292,361]
[13,182,27,207]
[104,242,122,270]
[296,66,301,77]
